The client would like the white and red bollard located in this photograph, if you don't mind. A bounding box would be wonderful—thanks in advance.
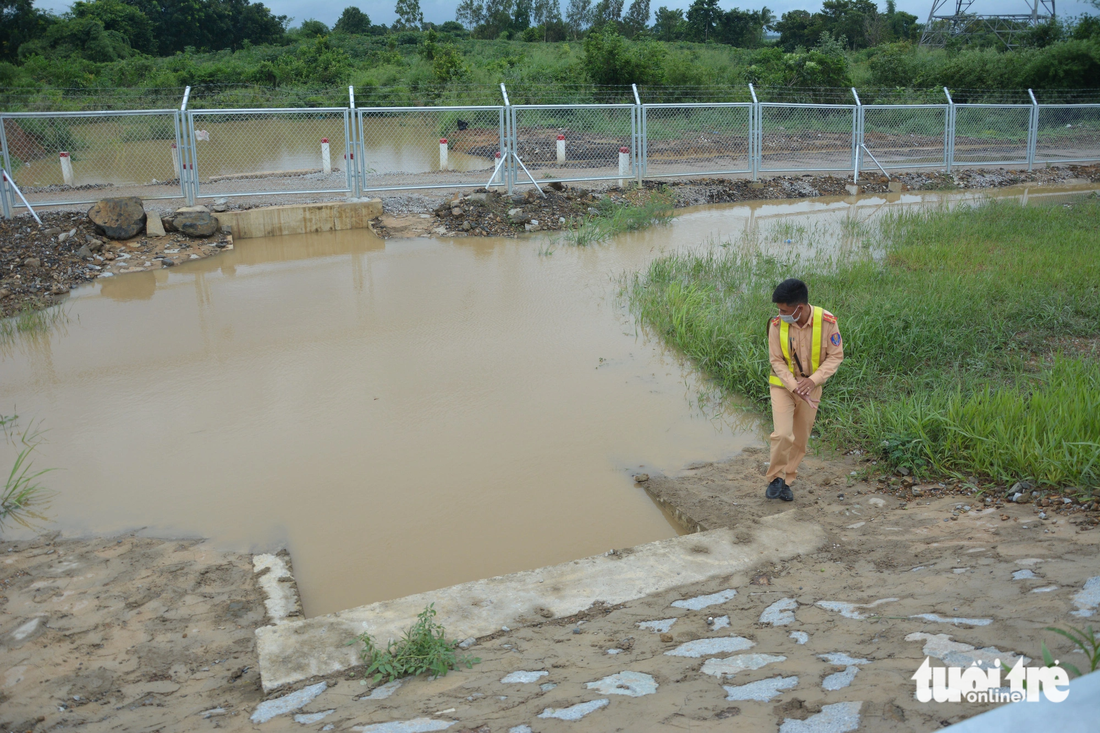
[171,143,180,178]
[618,146,630,188]
[439,138,449,171]
[557,134,566,165]
[59,151,74,186]
[321,138,332,175]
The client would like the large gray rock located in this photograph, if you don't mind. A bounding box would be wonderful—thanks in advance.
[87,197,147,240]
[172,211,219,238]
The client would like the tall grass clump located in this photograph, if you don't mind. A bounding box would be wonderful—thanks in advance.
[563,190,675,246]
[1,417,53,532]
[630,197,1100,489]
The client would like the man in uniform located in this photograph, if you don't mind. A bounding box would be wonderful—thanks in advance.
[765,278,844,502]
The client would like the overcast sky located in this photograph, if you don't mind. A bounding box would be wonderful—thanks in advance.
[32,0,1096,32]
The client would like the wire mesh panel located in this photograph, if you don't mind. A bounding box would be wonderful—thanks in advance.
[641,104,752,178]
[952,104,1031,166]
[511,104,635,184]
[188,109,351,199]
[758,104,856,173]
[1034,104,1100,164]
[861,105,948,169]
[0,110,183,208]
[356,106,504,192]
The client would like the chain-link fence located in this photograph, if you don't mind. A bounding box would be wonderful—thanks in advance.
[1035,104,1100,165]
[511,104,637,185]
[757,104,857,174]
[5,85,1100,218]
[859,105,948,171]
[0,110,182,208]
[951,104,1032,166]
[186,108,352,199]
[640,104,752,178]
[357,106,504,193]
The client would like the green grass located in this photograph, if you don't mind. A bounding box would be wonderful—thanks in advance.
[629,197,1100,490]
[1,417,53,532]
[353,604,480,684]
[562,190,675,247]
[0,306,70,346]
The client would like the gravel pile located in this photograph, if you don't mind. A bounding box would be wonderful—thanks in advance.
[1,209,230,318]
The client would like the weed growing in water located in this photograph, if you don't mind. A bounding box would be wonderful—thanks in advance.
[562,190,675,247]
[1,417,53,532]
[353,604,480,684]
[0,305,70,347]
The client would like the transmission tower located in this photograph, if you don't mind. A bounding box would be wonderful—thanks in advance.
[919,0,1056,49]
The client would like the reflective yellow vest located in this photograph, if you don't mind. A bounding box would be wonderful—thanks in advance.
[769,305,824,388]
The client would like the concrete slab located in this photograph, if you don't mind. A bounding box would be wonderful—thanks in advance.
[351,719,454,733]
[905,632,1029,669]
[537,699,609,720]
[636,618,677,633]
[943,669,1100,733]
[665,636,755,658]
[702,653,786,679]
[250,681,327,724]
[780,701,862,732]
[585,671,658,697]
[295,710,334,724]
[760,598,798,626]
[217,200,383,240]
[710,615,730,631]
[815,598,898,620]
[910,613,992,626]
[256,515,823,691]
[253,553,302,625]
[724,675,799,701]
[822,666,859,691]
[1072,576,1100,617]
[358,680,402,700]
[671,588,737,610]
[818,653,869,666]
[500,671,547,684]
[790,631,809,645]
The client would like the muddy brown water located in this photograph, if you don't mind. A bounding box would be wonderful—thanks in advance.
[2,184,1096,616]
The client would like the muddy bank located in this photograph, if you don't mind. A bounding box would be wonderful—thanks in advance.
[0,210,232,319]
[372,163,1100,239]
[5,448,1098,731]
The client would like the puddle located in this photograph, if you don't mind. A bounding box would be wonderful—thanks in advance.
[3,183,1096,616]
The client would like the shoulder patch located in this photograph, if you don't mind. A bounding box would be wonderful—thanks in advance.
[831,332,842,346]
[822,311,837,324]
[771,316,780,326]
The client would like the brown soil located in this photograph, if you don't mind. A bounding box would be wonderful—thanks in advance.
[0,210,231,319]
[4,449,1097,731]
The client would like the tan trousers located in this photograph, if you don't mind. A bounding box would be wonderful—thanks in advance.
[767,385,821,484]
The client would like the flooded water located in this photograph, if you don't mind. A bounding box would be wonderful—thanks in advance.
[9,116,492,190]
[2,183,1095,616]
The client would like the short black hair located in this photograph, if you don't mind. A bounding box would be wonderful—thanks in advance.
[772,278,809,305]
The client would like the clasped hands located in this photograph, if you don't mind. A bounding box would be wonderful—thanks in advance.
[794,377,819,408]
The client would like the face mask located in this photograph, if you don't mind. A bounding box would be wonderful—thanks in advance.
[779,305,801,324]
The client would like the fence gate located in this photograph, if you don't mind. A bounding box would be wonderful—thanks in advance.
[186,108,353,200]
[640,103,753,179]
[510,104,637,186]
[0,110,184,210]
[757,103,857,174]
[356,106,505,193]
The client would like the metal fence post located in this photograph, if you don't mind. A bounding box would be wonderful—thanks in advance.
[501,83,514,195]
[851,87,863,182]
[632,83,643,185]
[178,86,197,205]
[749,84,759,181]
[1027,88,1039,171]
[944,87,955,173]
[0,115,12,219]
[348,86,359,198]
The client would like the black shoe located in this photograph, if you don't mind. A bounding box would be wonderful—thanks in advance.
[779,484,794,502]
[766,477,784,499]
